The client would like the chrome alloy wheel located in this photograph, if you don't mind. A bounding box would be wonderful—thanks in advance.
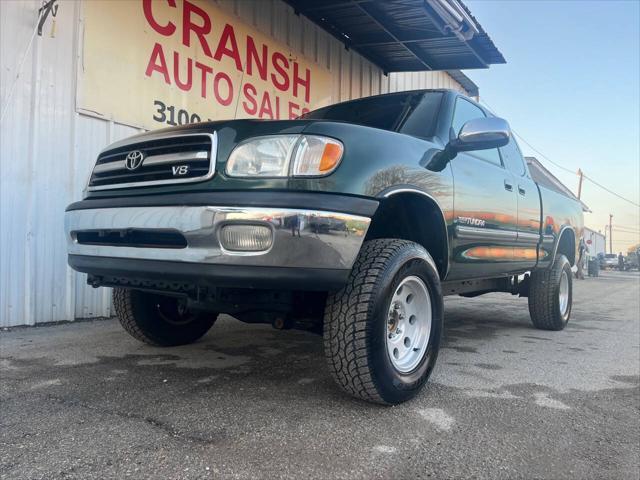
[559,270,569,316]
[386,275,432,373]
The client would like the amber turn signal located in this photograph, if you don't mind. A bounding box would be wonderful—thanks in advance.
[292,135,344,176]
[319,142,343,172]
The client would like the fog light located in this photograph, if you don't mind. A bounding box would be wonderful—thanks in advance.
[219,224,273,252]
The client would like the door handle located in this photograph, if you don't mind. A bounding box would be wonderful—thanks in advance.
[504,180,513,192]
[518,185,526,196]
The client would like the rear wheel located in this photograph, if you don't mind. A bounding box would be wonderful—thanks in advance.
[113,288,217,346]
[323,239,443,405]
[528,254,572,331]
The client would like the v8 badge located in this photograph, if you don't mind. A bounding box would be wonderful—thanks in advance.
[172,165,189,176]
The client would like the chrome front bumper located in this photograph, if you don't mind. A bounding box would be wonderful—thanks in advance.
[65,206,371,271]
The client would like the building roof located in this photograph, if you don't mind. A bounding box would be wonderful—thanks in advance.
[284,0,505,77]
[525,156,592,213]
[583,226,605,238]
[446,70,478,97]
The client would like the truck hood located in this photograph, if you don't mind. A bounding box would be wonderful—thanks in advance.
[86,118,445,200]
[104,119,314,153]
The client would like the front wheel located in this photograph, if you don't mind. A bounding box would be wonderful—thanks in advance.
[113,288,217,346]
[528,254,572,330]
[323,239,443,405]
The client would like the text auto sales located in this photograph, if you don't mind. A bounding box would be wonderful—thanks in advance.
[143,0,313,120]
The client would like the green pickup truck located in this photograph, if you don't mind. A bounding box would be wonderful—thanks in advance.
[65,89,583,404]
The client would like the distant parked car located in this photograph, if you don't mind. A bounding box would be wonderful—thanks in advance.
[602,254,618,269]
[625,252,639,271]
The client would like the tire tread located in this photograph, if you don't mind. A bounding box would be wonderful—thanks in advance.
[528,255,571,331]
[113,289,216,346]
[324,239,428,404]
[113,288,162,345]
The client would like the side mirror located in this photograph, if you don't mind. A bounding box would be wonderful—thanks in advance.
[449,117,511,152]
[426,117,511,172]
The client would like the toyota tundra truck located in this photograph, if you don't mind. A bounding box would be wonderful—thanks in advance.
[65,90,583,404]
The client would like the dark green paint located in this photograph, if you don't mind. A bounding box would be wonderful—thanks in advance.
[85,90,583,279]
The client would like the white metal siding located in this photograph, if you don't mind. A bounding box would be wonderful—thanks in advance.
[0,0,468,327]
[584,227,606,258]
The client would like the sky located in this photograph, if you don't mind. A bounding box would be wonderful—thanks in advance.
[464,0,640,253]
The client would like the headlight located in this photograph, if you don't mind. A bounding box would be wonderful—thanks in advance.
[226,135,343,177]
[226,135,298,177]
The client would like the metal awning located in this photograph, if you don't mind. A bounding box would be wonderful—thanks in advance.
[284,0,505,73]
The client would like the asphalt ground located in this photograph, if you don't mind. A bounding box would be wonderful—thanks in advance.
[1,270,639,479]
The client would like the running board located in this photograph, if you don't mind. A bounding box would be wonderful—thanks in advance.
[442,275,530,297]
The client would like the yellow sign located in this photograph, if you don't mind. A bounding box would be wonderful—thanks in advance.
[77,0,332,130]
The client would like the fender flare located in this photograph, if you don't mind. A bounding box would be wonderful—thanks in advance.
[377,186,450,279]
[550,225,576,267]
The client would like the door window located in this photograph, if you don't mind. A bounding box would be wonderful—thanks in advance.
[500,137,528,177]
[452,98,502,167]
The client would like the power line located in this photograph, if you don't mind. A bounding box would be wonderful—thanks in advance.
[612,230,640,235]
[581,173,640,209]
[613,226,640,231]
[478,99,577,175]
[511,130,575,175]
[478,99,640,208]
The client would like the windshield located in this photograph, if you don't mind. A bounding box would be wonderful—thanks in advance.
[302,91,444,138]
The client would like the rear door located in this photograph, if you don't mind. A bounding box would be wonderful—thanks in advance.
[500,137,541,269]
[448,97,520,280]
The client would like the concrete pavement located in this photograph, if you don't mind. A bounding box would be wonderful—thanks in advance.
[1,270,638,479]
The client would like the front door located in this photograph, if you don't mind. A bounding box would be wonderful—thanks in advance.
[447,97,520,280]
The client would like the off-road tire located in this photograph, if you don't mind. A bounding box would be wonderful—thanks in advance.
[528,254,572,331]
[323,239,443,405]
[113,288,217,346]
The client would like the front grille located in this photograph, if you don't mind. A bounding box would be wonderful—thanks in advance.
[88,133,216,190]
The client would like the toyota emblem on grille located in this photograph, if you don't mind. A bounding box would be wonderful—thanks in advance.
[125,150,145,170]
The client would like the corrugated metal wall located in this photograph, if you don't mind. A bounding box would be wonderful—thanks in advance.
[0,0,467,327]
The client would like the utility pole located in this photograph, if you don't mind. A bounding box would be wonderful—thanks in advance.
[577,169,584,199]
[609,214,613,254]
